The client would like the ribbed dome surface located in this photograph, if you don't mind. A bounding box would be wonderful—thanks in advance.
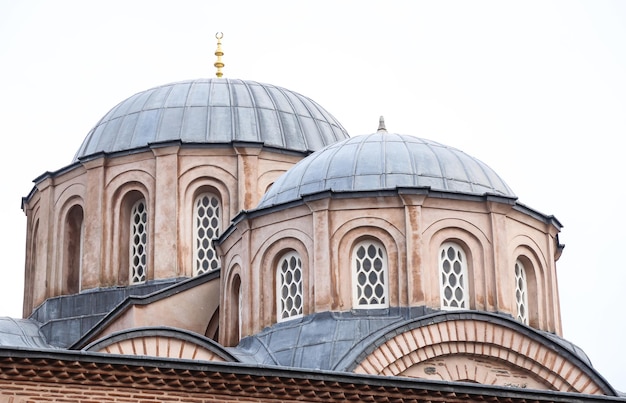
[74,78,349,160]
[0,317,51,348]
[257,132,515,208]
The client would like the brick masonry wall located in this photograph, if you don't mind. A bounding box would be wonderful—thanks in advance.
[0,380,292,403]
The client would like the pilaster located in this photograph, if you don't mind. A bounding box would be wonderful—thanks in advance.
[234,144,262,211]
[32,176,53,307]
[487,200,515,313]
[81,157,107,289]
[304,197,332,311]
[399,192,427,306]
[151,145,180,279]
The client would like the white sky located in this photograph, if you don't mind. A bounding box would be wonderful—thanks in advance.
[1,0,625,392]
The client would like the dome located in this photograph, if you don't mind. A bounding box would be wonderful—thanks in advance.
[0,317,52,349]
[257,132,515,208]
[74,78,349,160]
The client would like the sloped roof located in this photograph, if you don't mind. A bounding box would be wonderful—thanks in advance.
[0,317,53,349]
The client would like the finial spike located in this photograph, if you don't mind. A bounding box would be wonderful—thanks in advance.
[214,32,225,78]
[377,116,387,132]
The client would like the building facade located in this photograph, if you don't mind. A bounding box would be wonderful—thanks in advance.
[1,71,623,401]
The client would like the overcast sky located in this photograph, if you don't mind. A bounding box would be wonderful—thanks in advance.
[1,0,625,391]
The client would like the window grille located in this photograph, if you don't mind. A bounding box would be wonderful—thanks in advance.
[129,199,148,284]
[194,193,221,275]
[353,240,388,308]
[276,251,303,321]
[515,260,529,324]
[439,242,468,309]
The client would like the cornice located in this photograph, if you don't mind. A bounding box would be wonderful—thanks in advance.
[0,348,623,403]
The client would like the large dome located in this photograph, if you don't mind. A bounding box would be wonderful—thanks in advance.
[74,78,349,160]
[257,131,515,208]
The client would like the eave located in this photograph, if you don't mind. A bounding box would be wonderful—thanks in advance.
[0,347,623,402]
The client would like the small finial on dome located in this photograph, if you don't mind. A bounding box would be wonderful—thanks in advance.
[377,116,387,132]
[214,32,225,78]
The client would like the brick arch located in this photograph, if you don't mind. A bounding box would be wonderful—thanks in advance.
[179,165,237,222]
[85,327,237,363]
[332,217,405,309]
[424,219,491,311]
[52,190,85,296]
[180,172,235,277]
[351,316,612,395]
[256,231,312,324]
[221,261,243,346]
[511,240,552,330]
[404,353,558,390]
[105,174,153,286]
[257,169,289,201]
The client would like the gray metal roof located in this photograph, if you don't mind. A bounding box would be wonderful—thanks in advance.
[0,317,53,349]
[30,278,187,348]
[257,132,515,209]
[231,310,609,392]
[74,78,349,160]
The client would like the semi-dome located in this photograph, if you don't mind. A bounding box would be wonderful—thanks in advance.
[257,131,515,208]
[74,78,349,160]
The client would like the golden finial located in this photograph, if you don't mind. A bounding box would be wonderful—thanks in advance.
[377,116,387,132]
[214,32,225,78]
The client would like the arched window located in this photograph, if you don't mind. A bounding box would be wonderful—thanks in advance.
[439,242,469,310]
[129,198,148,284]
[237,278,243,339]
[515,259,529,325]
[63,205,84,294]
[193,192,221,276]
[352,240,388,309]
[24,219,40,313]
[276,251,303,321]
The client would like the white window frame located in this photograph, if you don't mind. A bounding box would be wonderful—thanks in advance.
[515,259,529,325]
[129,199,148,284]
[193,192,221,276]
[439,242,469,310]
[276,251,304,322]
[352,239,389,309]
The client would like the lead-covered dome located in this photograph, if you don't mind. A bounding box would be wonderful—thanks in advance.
[74,78,349,160]
[258,132,515,208]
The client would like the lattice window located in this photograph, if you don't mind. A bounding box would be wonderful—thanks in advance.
[515,260,529,325]
[352,240,388,309]
[439,242,469,309]
[193,193,221,276]
[276,251,303,321]
[129,199,148,284]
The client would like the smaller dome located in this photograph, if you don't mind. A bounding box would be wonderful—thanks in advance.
[0,317,52,348]
[257,132,515,208]
[74,78,349,160]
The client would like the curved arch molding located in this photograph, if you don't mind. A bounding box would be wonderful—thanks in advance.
[350,313,615,395]
[84,327,237,363]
